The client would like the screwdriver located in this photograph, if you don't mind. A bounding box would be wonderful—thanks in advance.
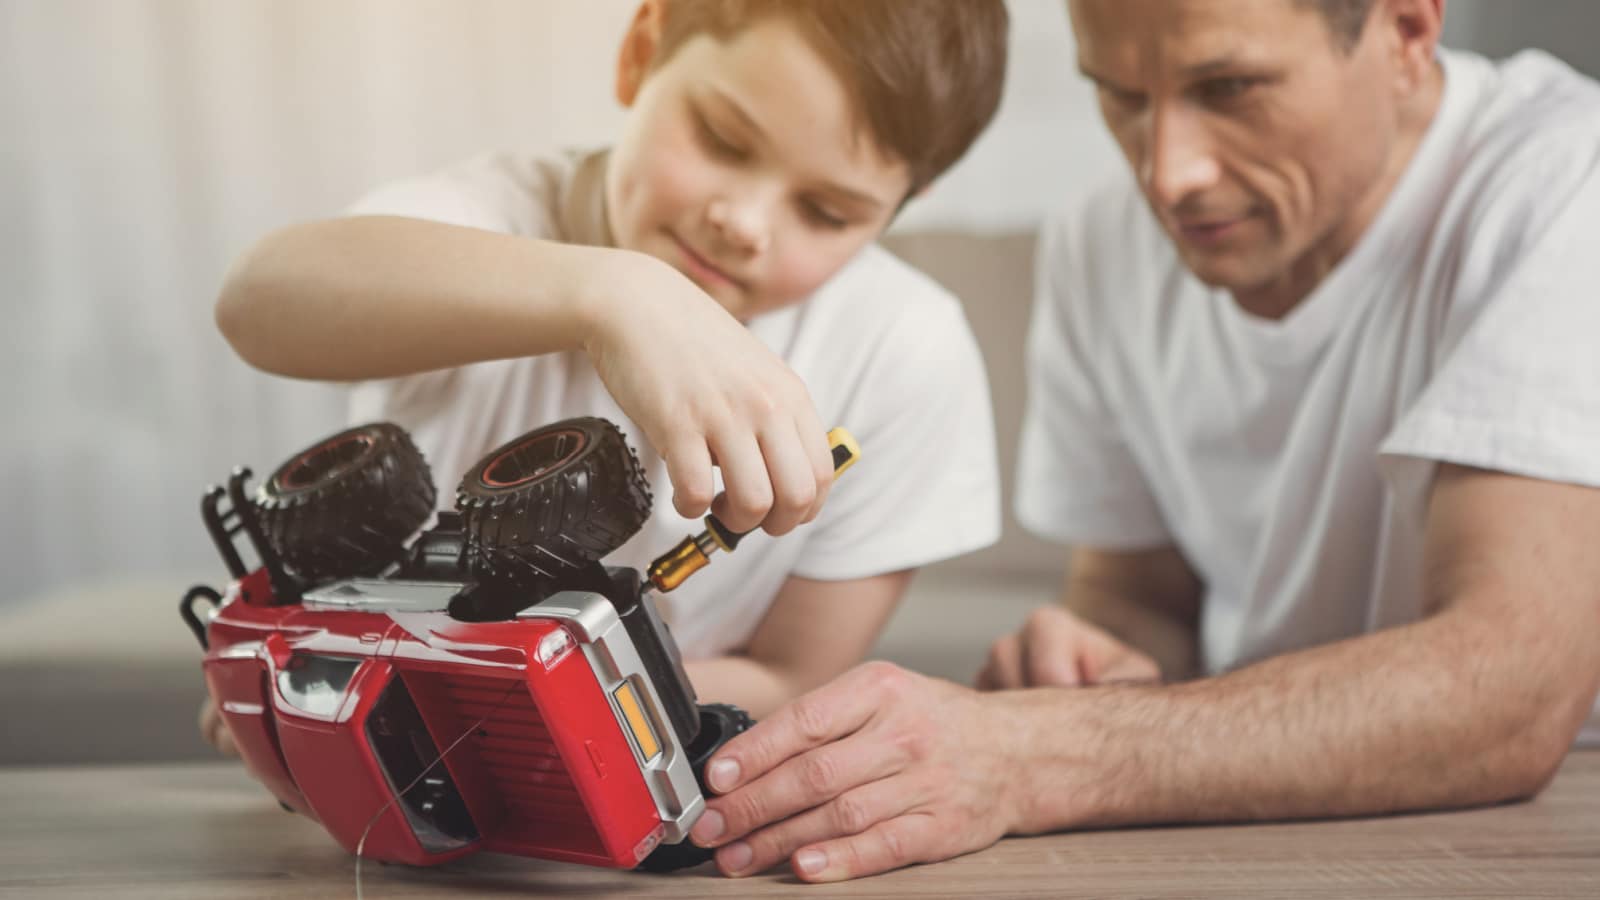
[645,427,860,593]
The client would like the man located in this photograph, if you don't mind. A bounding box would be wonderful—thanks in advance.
[679,0,1600,883]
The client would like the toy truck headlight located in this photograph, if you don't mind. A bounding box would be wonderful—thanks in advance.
[535,626,574,670]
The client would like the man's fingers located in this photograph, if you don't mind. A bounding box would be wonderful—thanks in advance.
[792,812,940,883]
[705,662,898,799]
[699,729,913,850]
[711,773,925,876]
[708,426,773,533]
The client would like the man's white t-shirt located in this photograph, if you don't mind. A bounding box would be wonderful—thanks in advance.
[1017,49,1600,743]
[344,148,1001,659]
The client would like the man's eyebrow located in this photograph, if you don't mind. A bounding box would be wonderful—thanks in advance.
[1079,54,1255,89]
[1078,63,1139,94]
[1181,54,1248,78]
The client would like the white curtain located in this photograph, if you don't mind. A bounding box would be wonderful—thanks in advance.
[0,0,1124,605]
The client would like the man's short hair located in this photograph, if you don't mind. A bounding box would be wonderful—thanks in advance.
[1296,0,1377,51]
[655,0,1010,194]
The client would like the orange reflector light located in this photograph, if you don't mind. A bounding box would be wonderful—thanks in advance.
[613,681,660,762]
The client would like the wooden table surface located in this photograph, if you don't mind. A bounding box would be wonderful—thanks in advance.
[3,753,1596,899]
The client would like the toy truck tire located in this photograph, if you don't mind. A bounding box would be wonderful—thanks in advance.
[637,703,755,873]
[254,422,437,580]
[456,417,651,585]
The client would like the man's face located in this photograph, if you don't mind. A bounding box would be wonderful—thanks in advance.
[1070,0,1404,307]
[607,15,910,321]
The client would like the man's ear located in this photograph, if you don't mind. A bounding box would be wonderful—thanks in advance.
[616,0,668,107]
[1378,0,1444,93]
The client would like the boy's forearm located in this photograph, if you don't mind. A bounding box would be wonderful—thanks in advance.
[1002,609,1582,834]
[215,215,647,380]
[685,657,801,720]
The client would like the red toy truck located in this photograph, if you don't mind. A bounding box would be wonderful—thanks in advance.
[180,418,758,872]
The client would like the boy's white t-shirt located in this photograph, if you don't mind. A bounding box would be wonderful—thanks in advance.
[1017,49,1600,742]
[344,148,1001,659]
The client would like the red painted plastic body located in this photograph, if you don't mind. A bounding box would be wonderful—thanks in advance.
[200,568,666,868]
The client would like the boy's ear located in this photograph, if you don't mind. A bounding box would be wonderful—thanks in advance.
[616,0,668,107]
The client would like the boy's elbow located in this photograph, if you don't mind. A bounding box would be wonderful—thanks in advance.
[214,235,289,372]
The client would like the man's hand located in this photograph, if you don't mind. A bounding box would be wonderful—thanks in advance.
[197,696,238,757]
[976,605,1160,690]
[688,662,1022,882]
[584,254,834,536]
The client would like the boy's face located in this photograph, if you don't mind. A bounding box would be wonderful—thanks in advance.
[606,8,911,321]
[1070,0,1436,311]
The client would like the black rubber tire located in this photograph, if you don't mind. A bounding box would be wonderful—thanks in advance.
[456,417,651,585]
[637,704,755,873]
[254,422,437,581]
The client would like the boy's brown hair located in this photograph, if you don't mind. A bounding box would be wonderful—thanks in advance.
[654,0,1010,194]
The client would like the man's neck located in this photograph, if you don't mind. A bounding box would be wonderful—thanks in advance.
[1233,60,1447,320]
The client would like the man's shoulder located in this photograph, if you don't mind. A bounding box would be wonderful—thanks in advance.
[1453,50,1600,187]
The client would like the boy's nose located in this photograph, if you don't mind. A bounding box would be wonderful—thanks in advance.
[706,197,769,256]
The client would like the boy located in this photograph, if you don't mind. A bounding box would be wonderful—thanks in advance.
[202,0,1009,752]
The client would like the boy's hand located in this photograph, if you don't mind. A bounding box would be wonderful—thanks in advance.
[583,254,835,536]
[198,696,239,757]
[976,606,1160,690]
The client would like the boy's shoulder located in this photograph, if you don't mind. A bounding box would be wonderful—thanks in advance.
[345,147,608,240]
[813,241,973,331]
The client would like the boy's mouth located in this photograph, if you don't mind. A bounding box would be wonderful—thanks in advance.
[669,232,743,290]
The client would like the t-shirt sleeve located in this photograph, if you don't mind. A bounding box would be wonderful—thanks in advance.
[790,294,1001,581]
[340,153,561,432]
[1013,209,1171,547]
[1381,133,1600,486]
[342,152,551,233]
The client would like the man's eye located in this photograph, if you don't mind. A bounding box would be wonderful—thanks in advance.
[801,199,848,229]
[1098,84,1146,111]
[1198,77,1260,104]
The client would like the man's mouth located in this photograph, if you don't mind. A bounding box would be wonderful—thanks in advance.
[670,233,741,288]
[1173,211,1257,247]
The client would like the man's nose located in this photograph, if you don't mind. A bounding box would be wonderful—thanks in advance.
[706,191,771,256]
[1141,104,1222,210]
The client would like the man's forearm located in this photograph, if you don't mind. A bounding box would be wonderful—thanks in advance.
[1002,610,1588,833]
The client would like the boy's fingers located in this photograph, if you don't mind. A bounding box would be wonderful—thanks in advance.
[663,432,715,518]
[1021,613,1081,688]
[976,634,1023,690]
[755,423,817,536]
[708,427,772,534]
[796,412,834,525]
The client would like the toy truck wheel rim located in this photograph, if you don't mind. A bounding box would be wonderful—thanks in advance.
[481,428,587,488]
[275,431,376,492]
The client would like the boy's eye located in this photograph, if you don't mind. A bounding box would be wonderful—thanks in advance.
[694,112,747,161]
[800,199,849,229]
